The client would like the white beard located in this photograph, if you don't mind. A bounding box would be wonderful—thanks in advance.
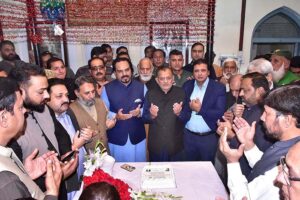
[223,71,236,80]
[272,63,286,83]
[140,74,152,82]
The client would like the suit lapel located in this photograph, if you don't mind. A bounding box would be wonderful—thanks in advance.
[201,79,212,107]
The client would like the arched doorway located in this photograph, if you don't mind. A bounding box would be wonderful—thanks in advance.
[251,7,300,60]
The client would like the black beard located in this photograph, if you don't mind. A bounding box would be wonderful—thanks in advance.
[2,53,16,61]
[24,96,45,113]
[263,122,281,140]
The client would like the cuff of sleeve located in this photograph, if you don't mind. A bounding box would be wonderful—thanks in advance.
[108,112,116,119]
[44,195,58,200]
[244,145,259,158]
[227,162,243,177]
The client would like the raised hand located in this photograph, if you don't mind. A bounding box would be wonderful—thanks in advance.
[24,149,57,180]
[223,110,234,123]
[73,127,95,150]
[173,101,183,116]
[216,116,235,139]
[60,151,79,179]
[116,108,132,120]
[233,117,256,151]
[129,104,141,117]
[45,156,63,197]
[189,98,201,112]
[219,129,245,163]
[150,103,159,119]
[106,115,117,129]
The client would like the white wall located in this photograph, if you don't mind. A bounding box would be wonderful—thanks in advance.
[214,0,300,73]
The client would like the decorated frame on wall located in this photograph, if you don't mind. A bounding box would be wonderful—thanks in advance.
[150,21,189,62]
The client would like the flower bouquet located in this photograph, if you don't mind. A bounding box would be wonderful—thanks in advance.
[82,141,182,200]
[82,141,131,200]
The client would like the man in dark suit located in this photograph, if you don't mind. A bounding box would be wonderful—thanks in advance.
[143,67,191,161]
[183,59,226,162]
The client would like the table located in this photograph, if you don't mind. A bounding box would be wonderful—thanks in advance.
[113,162,228,200]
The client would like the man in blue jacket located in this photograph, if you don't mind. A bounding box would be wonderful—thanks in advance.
[183,59,226,162]
[101,57,147,162]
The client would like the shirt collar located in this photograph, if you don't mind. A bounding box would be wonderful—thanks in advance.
[55,111,67,118]
[194,77,209,89]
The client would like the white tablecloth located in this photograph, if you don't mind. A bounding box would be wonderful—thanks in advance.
[113,161,228,200]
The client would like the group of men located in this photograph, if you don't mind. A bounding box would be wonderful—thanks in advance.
[0,39,300,200]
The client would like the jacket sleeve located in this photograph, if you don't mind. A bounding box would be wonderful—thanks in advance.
[198,85,226,130]
[177,91,192,124]
[142,91,154,124]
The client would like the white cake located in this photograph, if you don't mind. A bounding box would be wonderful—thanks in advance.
[141,164,176,189]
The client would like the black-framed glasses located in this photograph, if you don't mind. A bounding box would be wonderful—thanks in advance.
[280,156,300,184]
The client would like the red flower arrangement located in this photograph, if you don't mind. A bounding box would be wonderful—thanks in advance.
[83,169,131,200]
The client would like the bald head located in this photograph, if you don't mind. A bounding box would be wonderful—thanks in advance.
[138,58,153,69]
[229,74,242,98]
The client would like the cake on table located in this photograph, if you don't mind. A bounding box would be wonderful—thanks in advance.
[141,164,176,189]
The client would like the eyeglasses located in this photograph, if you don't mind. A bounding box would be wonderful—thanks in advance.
[280,156,300,185]
[91,65,105,71]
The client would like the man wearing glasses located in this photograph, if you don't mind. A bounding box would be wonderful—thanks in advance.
[89,57,112,96]
[277,142,300,200]
[219,84,300,200]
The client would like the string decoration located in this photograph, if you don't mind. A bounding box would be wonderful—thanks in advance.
[0,0,214,45]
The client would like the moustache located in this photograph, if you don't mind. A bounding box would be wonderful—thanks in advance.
[60,102,69,107]
[96,72,104,76]
[121,75,129,79]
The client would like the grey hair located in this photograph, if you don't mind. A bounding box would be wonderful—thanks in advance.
[248,58,273,75]
[223,58,239,68]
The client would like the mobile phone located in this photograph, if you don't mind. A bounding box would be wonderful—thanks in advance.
[61,151,77,162]
[121,164,135,172]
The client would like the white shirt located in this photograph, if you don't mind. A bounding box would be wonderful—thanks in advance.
[227,145,280,200]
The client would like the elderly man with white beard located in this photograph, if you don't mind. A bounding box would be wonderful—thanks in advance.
[219,58,239,91]
[135,57,158,90]
[270,49,300,85]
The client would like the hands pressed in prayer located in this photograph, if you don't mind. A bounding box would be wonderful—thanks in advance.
[219,128,245,163]
[150,103,159,119]
[24,149,57,180]
[129,104,141,117]
[189,98,201,112]
[233,117,256,151]
[217,116,235,139]
[45,155,63,197]
[173,101,183,116]
[73,126,95,150]
[116,108,132,120]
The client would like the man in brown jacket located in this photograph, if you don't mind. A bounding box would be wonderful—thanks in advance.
[70,75,116,152]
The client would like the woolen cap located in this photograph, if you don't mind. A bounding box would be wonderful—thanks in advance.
[272,49,292,60]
